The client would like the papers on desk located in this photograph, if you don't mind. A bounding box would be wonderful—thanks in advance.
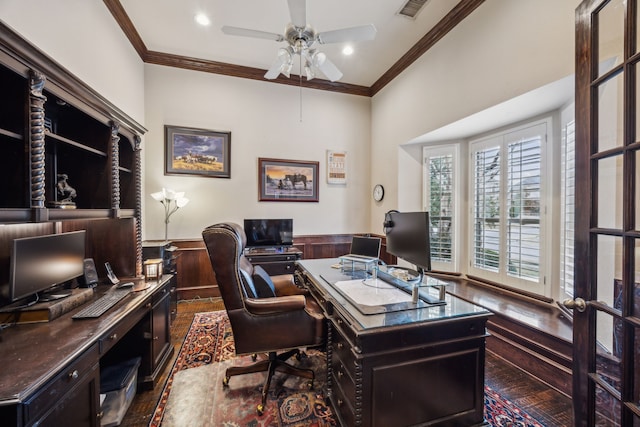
[332,279,413,307]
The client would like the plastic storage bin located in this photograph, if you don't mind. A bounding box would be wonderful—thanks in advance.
[100,357,141,427]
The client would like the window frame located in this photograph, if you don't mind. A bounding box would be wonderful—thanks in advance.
[423,144,461,272]
[467,119,551,296]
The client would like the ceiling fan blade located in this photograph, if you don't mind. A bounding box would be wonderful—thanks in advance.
[221,26,284,42]
[313,52,343,82]
[288,0,306,28]
[317,24,377,44]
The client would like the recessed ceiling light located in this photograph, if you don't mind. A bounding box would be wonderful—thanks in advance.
[195,13,211,26]
[342,46,354,56]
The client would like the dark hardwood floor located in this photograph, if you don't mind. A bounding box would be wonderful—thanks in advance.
[121,298,574,427]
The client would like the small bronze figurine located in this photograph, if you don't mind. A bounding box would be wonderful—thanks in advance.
[55,173,77,205]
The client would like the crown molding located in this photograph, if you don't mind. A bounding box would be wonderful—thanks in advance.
[103,0,484,97]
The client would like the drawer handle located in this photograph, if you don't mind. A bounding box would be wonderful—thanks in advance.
[146,303,152,308]
[153,336,159,340]
[337,318,343,325]
[337,399,344,407]
[337,370,344,379]
[336,342,344,350]
[68,370,79,380]
[109,333,118,340]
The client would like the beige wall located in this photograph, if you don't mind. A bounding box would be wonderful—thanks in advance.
[1,0,583,241]
[370,0,581,233]
[0,0,145,124]
[142,64,372,240]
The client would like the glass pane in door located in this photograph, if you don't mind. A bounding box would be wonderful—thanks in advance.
[598,72,624,151]
[597,235,622,305]
[597,156,624,229]
[595,382,621,426]
[634,239,640,317]
[635,324,640,418]
[597,0,624,77]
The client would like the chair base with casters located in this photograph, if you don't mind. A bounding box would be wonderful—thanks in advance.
[222,349,315,415]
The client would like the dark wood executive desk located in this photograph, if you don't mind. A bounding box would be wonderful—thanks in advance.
[296,259,492,427]
[0,275,174,427]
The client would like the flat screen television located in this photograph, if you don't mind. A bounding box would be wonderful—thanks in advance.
[8,230,86,303]
[244,219,293,248]
[384,211,432,273]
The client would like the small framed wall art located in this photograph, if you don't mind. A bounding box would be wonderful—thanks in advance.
[165,125,231,178]
[327,150,347,184]
[258,158,319,202]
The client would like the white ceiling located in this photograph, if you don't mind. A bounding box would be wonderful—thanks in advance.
[119,0,458,87]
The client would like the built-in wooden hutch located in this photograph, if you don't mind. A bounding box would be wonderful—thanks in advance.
[0,22,177,427]
[0,21,145,277]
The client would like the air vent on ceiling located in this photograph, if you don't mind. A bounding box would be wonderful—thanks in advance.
[397,0,429,19]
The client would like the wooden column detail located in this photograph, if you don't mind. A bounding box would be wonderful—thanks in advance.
[28,70,46,209]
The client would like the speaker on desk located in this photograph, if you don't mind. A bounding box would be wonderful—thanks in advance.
[80,258,99,288]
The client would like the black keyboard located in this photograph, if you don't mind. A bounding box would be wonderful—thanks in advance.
[72,288,131,319]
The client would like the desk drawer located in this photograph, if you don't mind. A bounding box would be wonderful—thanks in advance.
[24,343,99,424]
[331,356,355,406]
[99,301,148,355]
[330,379,356,427]
[331,324,356,376]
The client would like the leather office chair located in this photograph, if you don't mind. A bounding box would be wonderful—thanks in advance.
[201,222,325,415]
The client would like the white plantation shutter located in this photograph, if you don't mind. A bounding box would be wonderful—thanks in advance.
[470,121,548,294]
[560,121,575,299]
[428,154,454,263]
[506,134,542,281]
[472,145,501,271]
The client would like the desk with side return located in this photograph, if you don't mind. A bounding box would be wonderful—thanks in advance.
[0,275,175,427]
[296,258,492,427]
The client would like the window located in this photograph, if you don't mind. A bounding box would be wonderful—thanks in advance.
[469,121,548,294]
[424,145,458,271]
[560,120,575,300]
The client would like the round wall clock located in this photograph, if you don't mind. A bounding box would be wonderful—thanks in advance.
[373,184,384,202]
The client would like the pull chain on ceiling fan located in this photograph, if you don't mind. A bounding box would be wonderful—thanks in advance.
[221,0,377,82]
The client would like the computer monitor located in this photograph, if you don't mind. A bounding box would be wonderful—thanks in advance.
[349,236,381,258]
[384,211,432,273]
[244,218,293,248]
[8,230,86,303]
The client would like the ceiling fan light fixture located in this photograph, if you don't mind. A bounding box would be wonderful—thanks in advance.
[342,45,354,56]
[281,62,292,78]
[222,0,374,83]
[304,62,315,80]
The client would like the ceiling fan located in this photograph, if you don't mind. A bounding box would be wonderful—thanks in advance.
[221,0,377,82]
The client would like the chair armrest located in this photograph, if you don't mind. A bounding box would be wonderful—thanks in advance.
[272,274,307,296]
[245,295,306,315]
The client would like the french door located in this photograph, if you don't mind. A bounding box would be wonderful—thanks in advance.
[572,0,640,425]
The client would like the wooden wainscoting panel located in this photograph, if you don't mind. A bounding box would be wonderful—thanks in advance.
[171,240,219,300]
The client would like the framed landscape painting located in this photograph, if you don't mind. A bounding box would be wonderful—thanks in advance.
[165,125,231,178]
[258,158,319,202]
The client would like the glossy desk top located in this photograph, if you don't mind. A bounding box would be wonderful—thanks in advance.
[0,275,172,405]
[298,258,491,331]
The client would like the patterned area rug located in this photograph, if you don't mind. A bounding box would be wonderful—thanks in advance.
[150,311,546,427]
